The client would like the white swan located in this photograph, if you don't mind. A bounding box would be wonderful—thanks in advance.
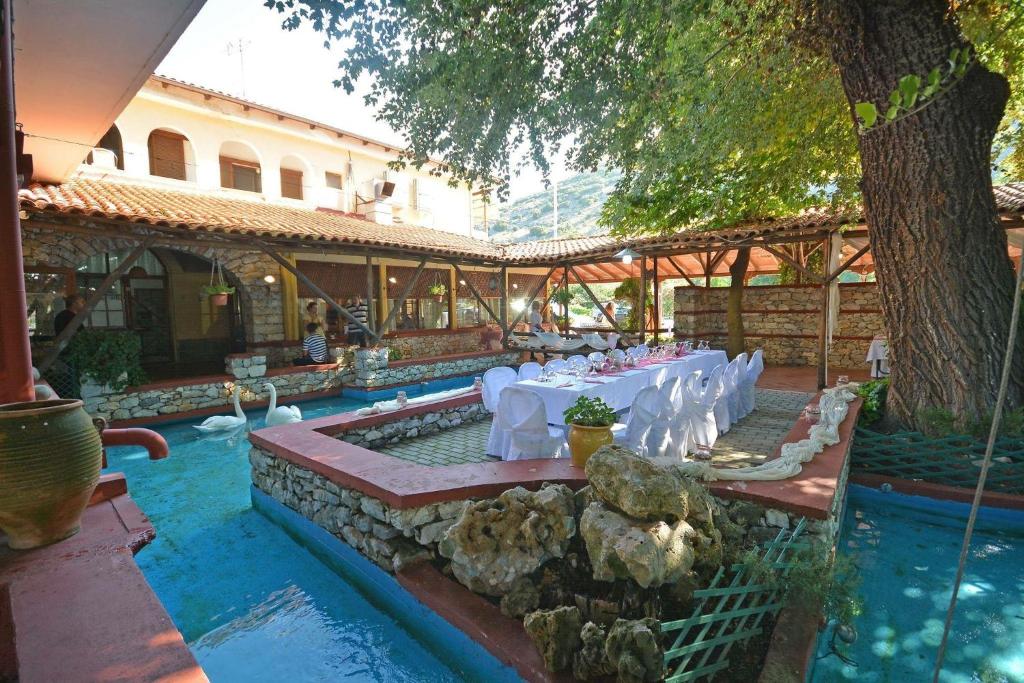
[264,382,302,426]
[194,386,248,433]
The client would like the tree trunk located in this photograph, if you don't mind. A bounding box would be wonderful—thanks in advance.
[727,247,750,358]
[817,0,1023,428]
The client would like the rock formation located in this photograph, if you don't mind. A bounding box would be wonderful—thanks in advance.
[523,606,583,672]
[605,618,665,683]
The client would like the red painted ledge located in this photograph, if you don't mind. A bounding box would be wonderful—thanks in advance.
[250,389,860,519]
[0,481,206,683]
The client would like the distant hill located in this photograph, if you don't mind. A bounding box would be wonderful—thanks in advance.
[490,169,620,242]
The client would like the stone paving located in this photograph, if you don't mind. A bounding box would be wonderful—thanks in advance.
[376,419,499,467]
[710,389,814,467]
[375,388,813,468]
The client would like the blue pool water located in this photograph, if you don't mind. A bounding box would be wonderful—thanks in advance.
[811,485,1024,683]
[103,391,493,682]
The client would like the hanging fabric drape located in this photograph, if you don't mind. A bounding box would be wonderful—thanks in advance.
[826,232,842,348]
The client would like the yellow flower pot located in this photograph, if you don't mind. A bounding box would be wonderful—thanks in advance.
[0,399,103,549]
[568,423,614,469]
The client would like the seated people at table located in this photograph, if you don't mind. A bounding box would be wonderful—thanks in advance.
[294,323,329,366]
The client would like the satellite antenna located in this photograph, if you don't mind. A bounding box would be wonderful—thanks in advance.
[226,38,252,98]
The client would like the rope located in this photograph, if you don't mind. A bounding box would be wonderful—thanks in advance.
[932,250,1024,681]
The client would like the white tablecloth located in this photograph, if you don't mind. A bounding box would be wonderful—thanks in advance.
[866,337,889,378]
[517,350,728,424]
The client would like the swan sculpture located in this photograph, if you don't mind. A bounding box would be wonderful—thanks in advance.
[264,382,302,426]
[194,386,248,433]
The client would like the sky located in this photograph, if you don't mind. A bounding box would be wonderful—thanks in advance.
[157,0,565,201]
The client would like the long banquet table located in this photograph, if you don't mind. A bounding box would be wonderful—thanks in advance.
[516,350,728,425]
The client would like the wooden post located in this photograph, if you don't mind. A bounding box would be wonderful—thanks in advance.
[260,245,377,341]
[448,266,458,329]
[639,256,648,343]
[37,236,157,375]
[376,263,389,333]
[499,266,508,332]
[376,259,427,336]
[817,235,830,390]
[704,251,712,287]
[652,256,661,342]
[365,255,376,333]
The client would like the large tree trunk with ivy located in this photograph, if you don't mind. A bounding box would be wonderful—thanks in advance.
[815,0,1024,428]
[727,247,751,358]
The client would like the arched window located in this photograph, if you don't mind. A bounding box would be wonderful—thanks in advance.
[280,154,308,200]
[219,141,262,193]
[87,125,124,170]
[148,128,194,181]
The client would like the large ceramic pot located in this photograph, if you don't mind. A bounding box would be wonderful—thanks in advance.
[568,423,613,468]
[0,399,103,549]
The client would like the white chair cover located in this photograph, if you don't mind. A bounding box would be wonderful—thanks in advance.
[518,361,543,381]
[689,367,724,450]
[637,343,649,354]
[606,332,620,350]
[733,352,749,419]
[567,355,589,370]
[587,351,606,364]
[496,387,564,460]
[661,376,683,412]
[483,366,518,457]
[722,357,743,424]
[626,346,641,359]
[740,349,764,416]
[545,358,569,374]
[613,385,673,458]
[610,348,626,362]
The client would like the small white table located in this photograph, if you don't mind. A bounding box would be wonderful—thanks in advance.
[517,350,728,424]
[866,337,889,378]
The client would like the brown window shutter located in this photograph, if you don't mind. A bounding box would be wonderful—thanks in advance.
[281,168,303,200]
[219,157,231,188]
[148,131,187,180]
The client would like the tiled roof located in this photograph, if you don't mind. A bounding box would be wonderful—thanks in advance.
[19,177,1024,266]
[18,177,502,261]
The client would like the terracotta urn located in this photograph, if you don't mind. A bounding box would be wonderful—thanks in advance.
[0,399,103,549]
[568,423,613,468]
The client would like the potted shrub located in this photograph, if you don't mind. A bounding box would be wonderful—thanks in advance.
[203,283,235,306]
[427,282,447,303]
[563,396,616,468]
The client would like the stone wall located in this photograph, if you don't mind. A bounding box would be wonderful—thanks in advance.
[351,348,520,388]
[250,446,468,571]
[336,401,488,450]
[22,225,285,344]
[673,283,883,368]
[381,329,487,359]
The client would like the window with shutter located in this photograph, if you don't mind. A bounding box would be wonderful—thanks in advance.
[219,156,262,193]
[281,168,303,200]
[148,130,187,180]
[325,172,343,190]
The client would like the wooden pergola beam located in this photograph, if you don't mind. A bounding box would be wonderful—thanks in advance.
[504,265,558,334]
[452,262,505,333]
[665,255,699,287]
[376,258,427,336]
[37,235,157,375]
[260,243,379,342]
[825,243,871,283]
[568,266,625,337]
[762,244,824,283]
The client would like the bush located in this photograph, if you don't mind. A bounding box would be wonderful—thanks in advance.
[387,346,403,361]
[855,378,889,426]
[65,329,146,391]
[563,396,616,427]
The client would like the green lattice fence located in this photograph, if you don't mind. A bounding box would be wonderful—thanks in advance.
[660,518,807,682]
[851,427,1024,495]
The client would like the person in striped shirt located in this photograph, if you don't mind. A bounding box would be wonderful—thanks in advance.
[294,322,329,365]
[346,296,369,347]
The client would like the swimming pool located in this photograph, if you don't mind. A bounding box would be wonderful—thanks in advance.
[811,484,1024,683]
[103,391,512,682]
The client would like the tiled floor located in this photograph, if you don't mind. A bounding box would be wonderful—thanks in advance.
[710,389,814,467]
[376,419,499,467]
[376,388,812,469]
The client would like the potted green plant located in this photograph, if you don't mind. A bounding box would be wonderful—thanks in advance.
[553,288,574,329]
[427,282,447,303]
[563,396,616,468]
[203,283,236,306]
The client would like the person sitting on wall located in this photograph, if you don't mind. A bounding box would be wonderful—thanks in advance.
[294,322,329,366]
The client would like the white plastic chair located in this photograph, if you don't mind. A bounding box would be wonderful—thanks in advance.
[613,385,673,458]
[567,355,589,371]
[545,358,569,374]
[689,367,724,451]
[518,361,543,381]
[740,349,764,416]
[483,366,518,457]
[496,387,564,460]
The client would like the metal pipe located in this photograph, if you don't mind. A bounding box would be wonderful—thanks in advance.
[100,428,169,461]
[0,0,33,403]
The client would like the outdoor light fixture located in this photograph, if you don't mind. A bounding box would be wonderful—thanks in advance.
[263,274,276,284]
[388,276,397,284]
[459,279,466,286]
[512,283,519,289]
[615,248,640,265]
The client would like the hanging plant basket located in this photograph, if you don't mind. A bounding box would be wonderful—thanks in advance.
[203,257,235,306]
[427,277,447,304]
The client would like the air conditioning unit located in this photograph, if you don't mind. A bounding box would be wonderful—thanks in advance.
[373,178,395,200]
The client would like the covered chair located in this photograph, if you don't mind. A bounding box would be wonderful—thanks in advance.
[545,358,569,374]
[587,352,606,367]
[483,366,518,457]
[688,366,725,451]
[740,349,764,416]
[716,361,738,434]
[518,361,543,381]
[732,352,749,420]
[610,348,626,363]
[613,385,674,458]
[660,376,683,412]
[567,355,589,371]
[496,387,565,460]
[606,332,621,350]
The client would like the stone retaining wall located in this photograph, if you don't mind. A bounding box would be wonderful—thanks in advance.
[351,349,519,387]
[674,283,883,368]
[336,401,488,450]
[382,329,487,359]
[250,446,468,571]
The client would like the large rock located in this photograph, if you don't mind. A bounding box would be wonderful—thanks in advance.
[500,577,540,618]
[585,445,709,522]
[573,621,614,680]
[605,618,665,683]
[438,483,576,595]
[523,606,582,672]
[580,502,696,588]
